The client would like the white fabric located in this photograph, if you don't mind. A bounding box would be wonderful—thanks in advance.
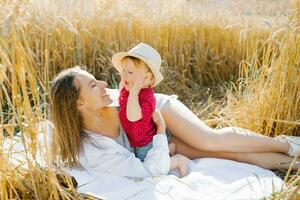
[78,131,171,178]
[4,121,284,200]
[71,158,283,200]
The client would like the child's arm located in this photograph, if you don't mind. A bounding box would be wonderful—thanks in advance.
[126,79,144,122]
[127,93,142,121]
[127,89,156,137]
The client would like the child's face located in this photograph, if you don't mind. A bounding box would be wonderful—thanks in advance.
[120,59,151,90]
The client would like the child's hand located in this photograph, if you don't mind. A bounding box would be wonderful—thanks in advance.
[128,77,144,96]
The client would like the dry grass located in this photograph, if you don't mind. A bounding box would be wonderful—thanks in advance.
[0,0,299,199]
[215,11,300,136]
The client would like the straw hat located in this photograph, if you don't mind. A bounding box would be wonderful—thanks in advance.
[112,43,164,87]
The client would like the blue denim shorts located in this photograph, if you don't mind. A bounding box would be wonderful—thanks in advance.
[134,142,153,161]
[134,131,173,161]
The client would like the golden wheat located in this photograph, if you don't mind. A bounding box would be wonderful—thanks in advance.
[0,0,299,199]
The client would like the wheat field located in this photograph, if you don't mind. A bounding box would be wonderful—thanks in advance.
[0,0,299,199]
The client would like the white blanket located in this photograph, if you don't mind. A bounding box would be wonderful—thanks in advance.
[4,121,283,200]
[71,158,283,200]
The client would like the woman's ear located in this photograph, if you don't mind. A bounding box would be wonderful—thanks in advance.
[76,99,85,112]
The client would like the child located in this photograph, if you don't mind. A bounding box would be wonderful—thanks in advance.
[112,43,189,177]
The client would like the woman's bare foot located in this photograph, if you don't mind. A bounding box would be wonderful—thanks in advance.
[169,143,176,156]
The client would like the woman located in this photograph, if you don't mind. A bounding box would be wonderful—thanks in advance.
[50,66,299,178]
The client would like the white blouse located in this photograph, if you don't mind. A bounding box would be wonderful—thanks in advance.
[77,130,171,178]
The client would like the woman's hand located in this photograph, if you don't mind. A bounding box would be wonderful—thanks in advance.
[170,154,189,177]
[152,109,166,134]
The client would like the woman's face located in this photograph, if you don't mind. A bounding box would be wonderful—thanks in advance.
[75,72,112,112]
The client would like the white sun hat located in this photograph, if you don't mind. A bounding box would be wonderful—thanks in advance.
[112,43,164,87]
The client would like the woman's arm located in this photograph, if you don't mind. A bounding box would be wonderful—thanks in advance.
[81,134,170,178]
[79,111,170,178]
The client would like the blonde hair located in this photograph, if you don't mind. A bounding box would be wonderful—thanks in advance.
[122,56,154,80]
[50,66,87,166]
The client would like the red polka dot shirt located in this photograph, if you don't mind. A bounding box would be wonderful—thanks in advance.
[119,87,157,147]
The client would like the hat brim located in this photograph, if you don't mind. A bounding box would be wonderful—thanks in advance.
[112,52,163,87]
